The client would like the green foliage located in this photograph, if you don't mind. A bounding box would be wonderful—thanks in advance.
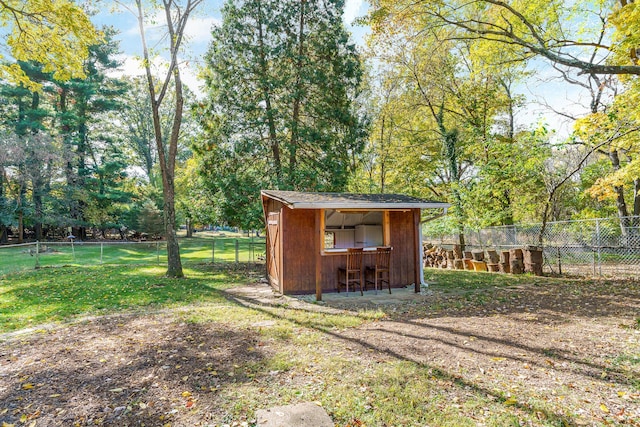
[197,0,367,227]
[136,200,164,237]
[358,10,553,235]
[0,30,135,239]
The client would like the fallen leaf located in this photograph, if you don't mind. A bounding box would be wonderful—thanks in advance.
[109,388,124,393]
[504,397,518,406]
[21,383,34,390]
[181,391,192,398]
[600,403,610,413]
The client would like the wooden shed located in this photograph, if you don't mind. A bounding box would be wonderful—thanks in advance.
[261,190,449,299]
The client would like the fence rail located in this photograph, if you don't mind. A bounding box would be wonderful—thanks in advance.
[0,238,266,276]
[423,216,640,278]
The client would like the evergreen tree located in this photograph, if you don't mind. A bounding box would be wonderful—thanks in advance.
[55,28,128,240]
[198,0,367,227]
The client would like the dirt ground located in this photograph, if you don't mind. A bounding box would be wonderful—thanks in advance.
[1,276,639,426]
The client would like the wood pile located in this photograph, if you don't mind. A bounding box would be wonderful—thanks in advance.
[423,243,543,276]
[523,245,543,276]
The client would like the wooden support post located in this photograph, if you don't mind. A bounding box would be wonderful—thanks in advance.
[413,209,421,293]
[315,210,323,302]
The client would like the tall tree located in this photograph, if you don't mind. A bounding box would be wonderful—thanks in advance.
[199,0,366,224]
[0,61,54,241]
[361,8,539,245]
[55,28,128,240]
[119,0,204,277]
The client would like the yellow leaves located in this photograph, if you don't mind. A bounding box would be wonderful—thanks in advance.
[600,403,610,413]
[21,383,34,390]
[504,396,518,406]
[181,391,192,398]
[610,0,640,66]
[587,157,640,201]
[0,0,102,89]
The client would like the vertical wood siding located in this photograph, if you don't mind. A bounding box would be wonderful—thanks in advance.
[267,205,420,294]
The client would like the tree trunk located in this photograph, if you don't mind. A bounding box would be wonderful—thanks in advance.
[379,116,386,193]
[633,178,640,227]
[256,0,281,185]
[135,0,193,278]
[17,183,26,243]
[186,218,193,238]
[608,149,630,235]
[288,0,306,185]
[0,166,6,244]
[162,180,183,277]
[33,190,43,240]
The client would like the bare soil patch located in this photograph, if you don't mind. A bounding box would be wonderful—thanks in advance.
[1,276,639,426]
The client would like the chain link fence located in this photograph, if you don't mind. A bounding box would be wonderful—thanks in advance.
[0,238,266,276]
[423,216,640,277]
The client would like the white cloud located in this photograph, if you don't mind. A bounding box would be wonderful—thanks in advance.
[110,54,146,78]
[109,54,204,97]
[344,0,364,25]
[184,16,219,45]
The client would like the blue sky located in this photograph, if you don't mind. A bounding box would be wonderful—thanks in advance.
[93,0,369,94]
[92,0,589,138]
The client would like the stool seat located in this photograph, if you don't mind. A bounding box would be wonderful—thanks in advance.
[365,246,392,294]
[337,247,364,295]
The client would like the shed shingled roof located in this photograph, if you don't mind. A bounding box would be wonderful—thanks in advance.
[261,190,450,210]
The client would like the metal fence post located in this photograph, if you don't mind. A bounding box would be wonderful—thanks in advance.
[100,242,104,264]
[156,241,160,265]
[235,239,239,264]
[212,238,215,264]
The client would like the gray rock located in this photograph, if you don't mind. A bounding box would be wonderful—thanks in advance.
[256,402,333,427]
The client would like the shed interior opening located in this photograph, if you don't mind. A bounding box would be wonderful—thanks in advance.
[323,210,384,249]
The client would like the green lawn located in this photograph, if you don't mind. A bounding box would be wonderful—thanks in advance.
[0,264,248,332]
[0,235,265,275]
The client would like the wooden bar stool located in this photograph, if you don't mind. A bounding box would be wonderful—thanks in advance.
[337,248,364,295]
[365,246,392,294]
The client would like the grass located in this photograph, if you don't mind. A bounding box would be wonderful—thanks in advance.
[0,264,252,333]
[1,265,637,426]
[0,235,265,275]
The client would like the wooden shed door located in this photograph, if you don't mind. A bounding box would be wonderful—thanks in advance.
[266,212,282,292]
